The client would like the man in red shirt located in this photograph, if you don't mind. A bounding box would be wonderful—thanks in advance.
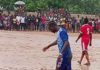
[41,15,46,31]
[76,18,92,65]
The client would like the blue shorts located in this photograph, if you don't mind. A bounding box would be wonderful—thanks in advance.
[56,48,72,70]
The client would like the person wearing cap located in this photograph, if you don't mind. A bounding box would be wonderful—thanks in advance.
[43,20,72,70]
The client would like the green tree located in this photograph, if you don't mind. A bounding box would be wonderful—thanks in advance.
[0,0,100,14]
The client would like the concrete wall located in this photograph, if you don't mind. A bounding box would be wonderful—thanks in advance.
[71,14,98,19]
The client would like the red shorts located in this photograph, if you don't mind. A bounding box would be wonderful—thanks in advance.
[81,39,89,51]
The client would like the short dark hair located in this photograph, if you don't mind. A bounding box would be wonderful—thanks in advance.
[84,18,89,24]
[48,21,57,28]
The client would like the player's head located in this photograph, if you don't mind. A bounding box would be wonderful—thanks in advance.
[48,21,58,33]
[84,18,89,24]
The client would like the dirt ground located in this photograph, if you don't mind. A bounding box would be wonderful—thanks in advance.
[0,30,99,70]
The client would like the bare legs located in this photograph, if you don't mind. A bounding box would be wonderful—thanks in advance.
[78,51,90,65]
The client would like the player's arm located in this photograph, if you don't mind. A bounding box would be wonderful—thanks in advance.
[89,33,92,46]
[57,41,69,64]
[76,26,83,42]
[61,40,69,54]
[76,33,82,43]
[43,40,57,52]
[89,26,93,46]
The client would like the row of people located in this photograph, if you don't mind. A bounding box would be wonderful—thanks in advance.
[0,13,100,33]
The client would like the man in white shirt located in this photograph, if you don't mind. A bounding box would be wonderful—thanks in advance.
[20,16,26,31]
[16,16,21,30]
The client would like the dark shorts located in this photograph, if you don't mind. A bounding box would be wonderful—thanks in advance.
[56,48,72,70]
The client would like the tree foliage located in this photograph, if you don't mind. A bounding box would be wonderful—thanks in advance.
[0,0,100,14]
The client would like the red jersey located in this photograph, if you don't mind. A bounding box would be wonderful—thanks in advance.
[41,16,46,24]
[80,24,92,42]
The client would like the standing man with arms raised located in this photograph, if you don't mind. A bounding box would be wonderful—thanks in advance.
[43,19,72,70]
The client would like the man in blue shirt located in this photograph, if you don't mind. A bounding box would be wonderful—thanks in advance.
[43,20,72,70]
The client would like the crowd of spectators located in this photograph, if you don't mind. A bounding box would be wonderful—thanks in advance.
[0,10,100,33]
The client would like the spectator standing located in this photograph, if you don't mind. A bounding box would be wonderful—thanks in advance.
[80,17,84,26]
[12,15,17,30]
[36,15,41,31]
[16,15,21,30]
[71,17,77,33]
[20,16,26,31]
[41,15,46,31]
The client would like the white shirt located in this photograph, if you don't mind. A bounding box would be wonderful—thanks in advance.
[21,17,25,23]
[16,16,21,22]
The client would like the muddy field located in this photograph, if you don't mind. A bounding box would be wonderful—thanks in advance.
[0,30,99,70]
